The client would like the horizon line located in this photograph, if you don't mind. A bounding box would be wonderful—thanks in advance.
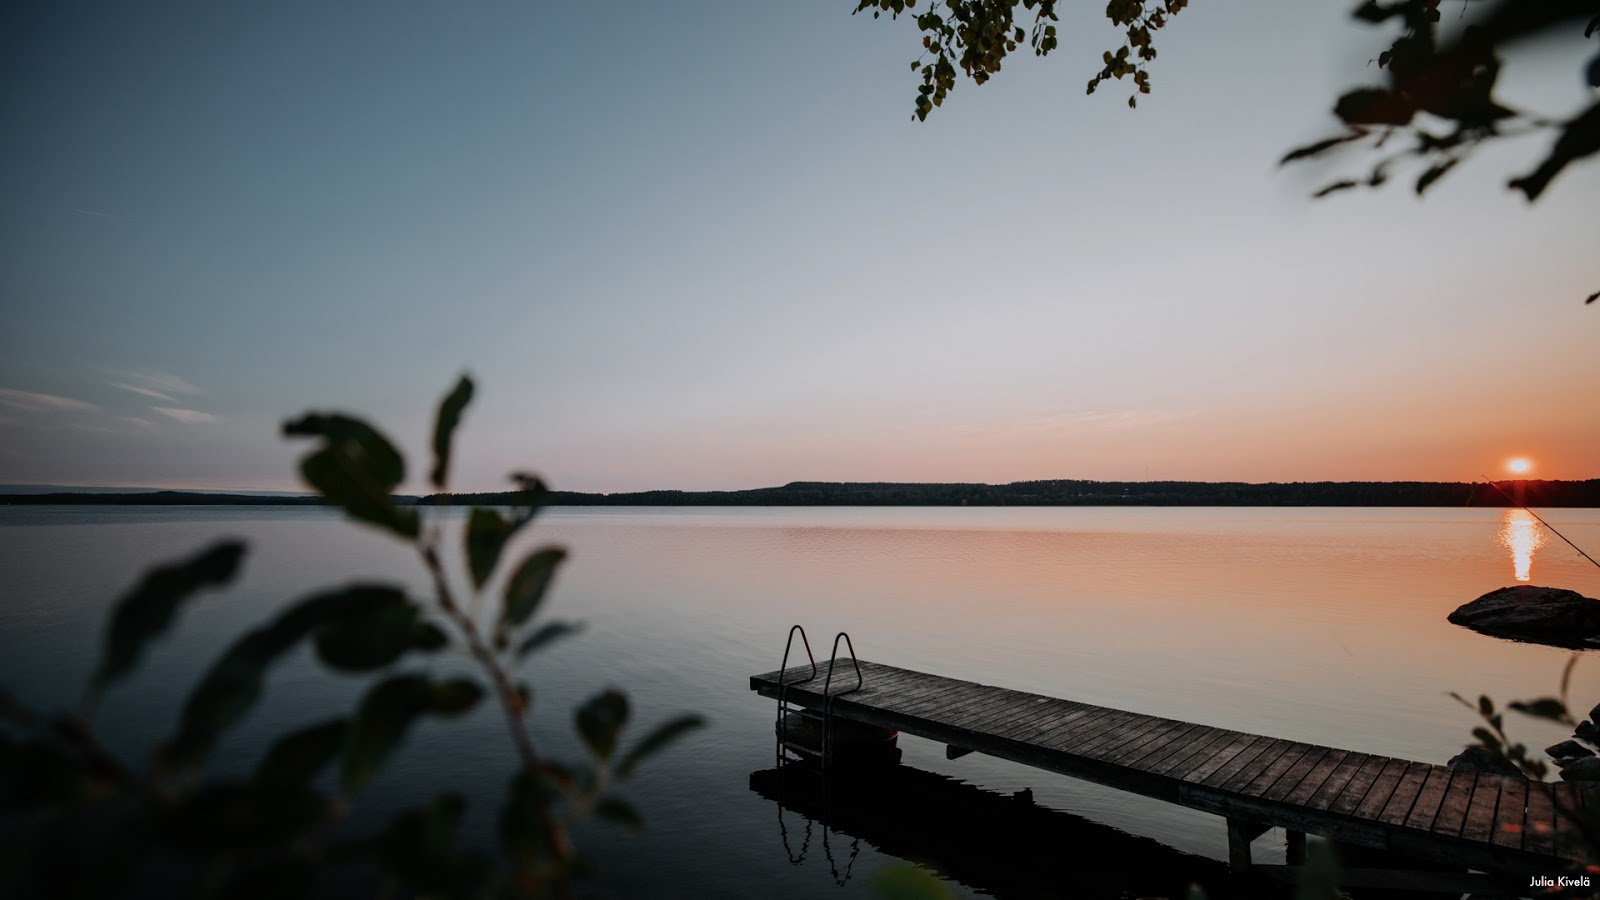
[4,474,1599,498]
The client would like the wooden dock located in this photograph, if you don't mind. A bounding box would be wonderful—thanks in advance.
[750,659,1595,878]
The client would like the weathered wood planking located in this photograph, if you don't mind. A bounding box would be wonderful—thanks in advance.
[751,660,1580,875]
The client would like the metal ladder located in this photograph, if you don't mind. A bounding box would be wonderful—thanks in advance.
[773,625,862,771]
[772,626,863,883]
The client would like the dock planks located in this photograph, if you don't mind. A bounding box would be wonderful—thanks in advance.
[750,659,1586,876]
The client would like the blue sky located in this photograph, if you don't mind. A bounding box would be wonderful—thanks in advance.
[2,1,1596,492]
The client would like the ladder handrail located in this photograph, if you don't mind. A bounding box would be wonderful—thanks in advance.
[778,624,817,686]
[820,631,863,699]
[820,631,863,771]
[775,625,818,765]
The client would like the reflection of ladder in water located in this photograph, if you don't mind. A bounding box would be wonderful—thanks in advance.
[772,626,865,884]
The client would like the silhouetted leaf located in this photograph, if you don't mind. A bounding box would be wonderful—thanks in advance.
[462,480,551,590]
[514,621,584,661]
[465,507,513,589]
[336,674,483,795]
[91,541,246,700]
[575,689,629,762]
[313,589,418,672]
[430,679,485,717]
[430,375,473,489]
[499,770,563,860]
[284,413,418,539]
[1334,87,1415,125]
[255,719,348,790]
[1415,158,1458,194]
[617,714,705,778]
[593,795,644,833]
[1280,131,1366,164]
[1510,101,1600,200]
[1509,698,1569,722]
[412,621,449,652]
[378,792,489,898]
[342,675,435,793]
[1587,14,1600,39]
[1473,726,1503,753]
[508,474,553,515]
[1587,290,1598,304]
[284,414,402,482]
[1312,179,1360,198]
[1587,51,1600,89]
[169,584,408,769]
[1352,1,1399,23]
[1479,695,1495,717]
[502,547,566,629]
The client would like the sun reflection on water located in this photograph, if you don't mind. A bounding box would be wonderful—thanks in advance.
[1498,508,1546,582]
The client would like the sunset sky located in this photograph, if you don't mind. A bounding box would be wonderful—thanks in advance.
[2,2,1596,492]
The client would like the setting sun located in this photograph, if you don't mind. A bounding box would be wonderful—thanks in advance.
[1507,457,1533,475]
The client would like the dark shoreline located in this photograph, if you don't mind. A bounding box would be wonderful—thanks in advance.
[4,478,1598,507]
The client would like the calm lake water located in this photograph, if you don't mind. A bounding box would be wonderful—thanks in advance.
[3,505,1598,898]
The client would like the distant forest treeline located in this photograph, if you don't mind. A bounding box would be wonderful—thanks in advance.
[5,479,1600,507]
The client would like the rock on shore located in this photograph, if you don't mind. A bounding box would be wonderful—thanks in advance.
[1446,585,1600,647]
[1446,746,1525,778]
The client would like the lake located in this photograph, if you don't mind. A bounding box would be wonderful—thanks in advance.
[2,505,1598,898]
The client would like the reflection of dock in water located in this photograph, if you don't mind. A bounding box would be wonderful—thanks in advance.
[749,760,1239,899]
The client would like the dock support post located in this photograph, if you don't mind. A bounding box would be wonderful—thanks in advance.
[1285,830,1306,865]
[1226,818,1270,872]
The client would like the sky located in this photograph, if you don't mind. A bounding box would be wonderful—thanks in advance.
[1,1,1596,493]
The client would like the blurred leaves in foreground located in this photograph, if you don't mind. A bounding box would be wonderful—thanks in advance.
[0,375,704,899]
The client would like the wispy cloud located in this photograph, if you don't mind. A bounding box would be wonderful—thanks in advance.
[121,416,157,430]
[112,382,177,403]
[75,208,116,218]
[0,387,99,413]
[153,407,220,424]
[111,370,205,398]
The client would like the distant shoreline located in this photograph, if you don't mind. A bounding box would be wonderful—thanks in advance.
[4,479,1598,507]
